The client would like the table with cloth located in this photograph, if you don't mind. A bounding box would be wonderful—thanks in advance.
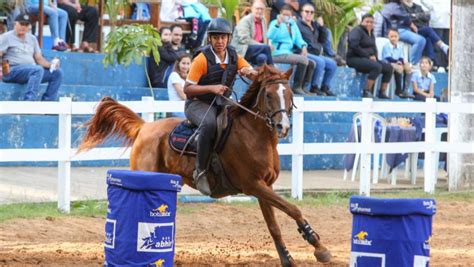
[344,124,417,173]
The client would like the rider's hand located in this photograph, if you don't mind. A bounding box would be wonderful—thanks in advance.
[211,85,229,95]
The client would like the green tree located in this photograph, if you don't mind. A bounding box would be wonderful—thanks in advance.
[103,24,161,98]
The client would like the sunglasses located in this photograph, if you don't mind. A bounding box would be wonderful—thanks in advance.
[303,10,314,14]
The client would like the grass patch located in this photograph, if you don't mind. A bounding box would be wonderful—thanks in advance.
[0,200,107,224]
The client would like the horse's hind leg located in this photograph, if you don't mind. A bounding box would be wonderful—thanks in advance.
[258,199,296,267]
[249,182,331,263]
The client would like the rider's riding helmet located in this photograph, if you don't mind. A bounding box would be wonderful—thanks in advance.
[207,18,233,35]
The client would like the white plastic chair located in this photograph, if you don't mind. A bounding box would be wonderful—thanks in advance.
[403,127,448,185]
[343,113,387,184]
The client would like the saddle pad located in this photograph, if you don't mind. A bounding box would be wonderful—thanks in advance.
[169,121,198,156]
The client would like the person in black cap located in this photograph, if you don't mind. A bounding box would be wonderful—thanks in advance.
[0,13,63,101]
[183,18,257,196]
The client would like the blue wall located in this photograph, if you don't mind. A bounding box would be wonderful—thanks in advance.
[0,51,448,169]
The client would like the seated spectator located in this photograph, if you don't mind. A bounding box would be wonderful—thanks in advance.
[148,25,186,88]
[297,3,337,96]
[400,0,448,68]
[381,0,425,65]
[346,14,393,99]
[179,0,211,50]
[26,0,68,51]
[0,13,63,101]
[270,0,313,21]
[381,28,414,98]
[231,0,273,66]
[267,5,315,95]
[167,53,191,117]
[412,56,439,101]
[421,0,450,69]
[57,0,99,52]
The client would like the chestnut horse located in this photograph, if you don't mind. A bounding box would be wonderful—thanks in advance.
[79,64,331,265]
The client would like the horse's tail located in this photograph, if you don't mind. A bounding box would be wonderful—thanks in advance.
[78,97,145,152]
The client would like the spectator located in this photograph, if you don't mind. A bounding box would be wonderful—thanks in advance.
[297,3,337,96]
[346,14,393,99]
[412,56,438,101]
[400,0,448,69]
[381,28,414,98]
[270,0,312,21]
[420,0,450,68]
[179,0,211,50]
[167,53,191,117]
[57,0,99,52]
[381,0,425,65]
[231,0,273,66]
[0,13,63,101]
[148,25,186,88]
[26,0,68,51]
[267,5,315,95]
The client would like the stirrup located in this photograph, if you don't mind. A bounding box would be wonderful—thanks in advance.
[193,169,212,196]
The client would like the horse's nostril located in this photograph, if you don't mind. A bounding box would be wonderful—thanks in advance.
[276,124,283,130]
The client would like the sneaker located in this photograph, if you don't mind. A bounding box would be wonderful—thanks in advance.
[377,92,391,99]
[52,42,68,52]
[397,91,415,99]
[362,90,373,98]
[334,55,346,66]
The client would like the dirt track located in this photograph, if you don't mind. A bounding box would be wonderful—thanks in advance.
[1,200,474,266]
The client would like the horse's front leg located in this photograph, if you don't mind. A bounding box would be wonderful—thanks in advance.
[258,198,296,267]
[247,181,332,263]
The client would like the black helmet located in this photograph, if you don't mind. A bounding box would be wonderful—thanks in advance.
[207,18,232,35]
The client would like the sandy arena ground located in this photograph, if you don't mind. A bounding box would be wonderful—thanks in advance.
[1,200,473,266]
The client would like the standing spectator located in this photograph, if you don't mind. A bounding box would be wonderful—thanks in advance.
[26,0,68,51]
[0,13,63,101]
[148,25,186,88]
[381,0,425,66]
[231,0,273,66]
[346,14,393,99]
[381,28,414,98]
[419,0,450,68]
[400,0,448,69]
[267,5,315,95]
[57,0,99,52]
[297,3,337,96]
[412,56,438,101]
[167,53,191,117]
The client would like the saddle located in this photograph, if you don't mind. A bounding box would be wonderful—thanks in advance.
[169,106,233,156]
[168,106,241,196]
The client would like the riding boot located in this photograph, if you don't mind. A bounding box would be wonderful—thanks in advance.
[303,60,315,93]
[194,133,213,196]
[292,63,310,95]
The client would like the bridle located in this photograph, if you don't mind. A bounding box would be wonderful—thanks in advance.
[222,79,294,130]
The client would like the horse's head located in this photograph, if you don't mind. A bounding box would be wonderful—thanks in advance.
[247,64,294,138]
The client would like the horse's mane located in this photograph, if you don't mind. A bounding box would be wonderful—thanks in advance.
[231,64,285,116]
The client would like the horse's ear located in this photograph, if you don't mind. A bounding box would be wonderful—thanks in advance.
[283,67,293,80]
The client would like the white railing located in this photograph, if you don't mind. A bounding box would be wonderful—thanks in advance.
[1,97,473,212]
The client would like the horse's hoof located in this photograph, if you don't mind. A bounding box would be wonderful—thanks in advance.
[314,248,332,263]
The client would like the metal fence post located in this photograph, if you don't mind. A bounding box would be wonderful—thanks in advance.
[360,98,373,196]
[58,97,72,213]
[291,97,304,200]
[141,96,155,122]
[424,98,436,193]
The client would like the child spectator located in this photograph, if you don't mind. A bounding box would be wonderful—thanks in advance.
[167,53,191,117]
[381,28,414,98]
[412,56,438,101]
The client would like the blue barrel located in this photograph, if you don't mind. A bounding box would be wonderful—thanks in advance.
[104,170,182,267]
[349,196,436,267]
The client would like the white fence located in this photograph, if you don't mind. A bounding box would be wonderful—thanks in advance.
[1,97,473,213]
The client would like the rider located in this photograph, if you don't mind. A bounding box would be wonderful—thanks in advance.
[184,18,257,196]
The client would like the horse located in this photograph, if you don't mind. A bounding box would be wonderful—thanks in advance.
[79,64,332,266]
